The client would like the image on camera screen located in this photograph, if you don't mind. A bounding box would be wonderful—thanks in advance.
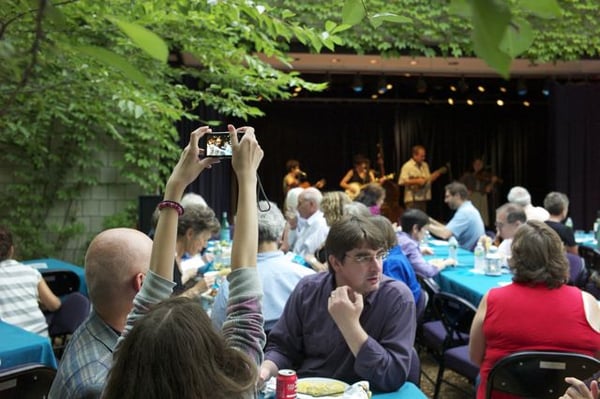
[205,132,233,157]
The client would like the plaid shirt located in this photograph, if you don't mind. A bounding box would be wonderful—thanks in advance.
[49,310,118,398]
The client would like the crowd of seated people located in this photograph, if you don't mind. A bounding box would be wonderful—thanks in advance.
[7,124,600,399]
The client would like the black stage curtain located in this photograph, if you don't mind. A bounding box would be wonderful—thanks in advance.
[549,83,600,231]
[245,100,548,224]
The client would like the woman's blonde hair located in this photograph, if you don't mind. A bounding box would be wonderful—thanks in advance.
[321,191,352,226]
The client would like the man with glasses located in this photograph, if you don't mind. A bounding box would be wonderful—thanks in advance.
[259,215,416,393]
[494,202,526,259]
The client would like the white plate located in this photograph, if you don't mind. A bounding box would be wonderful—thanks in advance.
[296,377,349,398]
[430,239,450,246]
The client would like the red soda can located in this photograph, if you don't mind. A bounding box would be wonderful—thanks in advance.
[276,369,297,399]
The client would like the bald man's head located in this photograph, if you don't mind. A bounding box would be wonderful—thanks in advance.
[85,228,152,321]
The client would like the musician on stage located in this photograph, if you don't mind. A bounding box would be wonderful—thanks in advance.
[398,145,444,212]
[460,158,500,227]
[339,154,376,199]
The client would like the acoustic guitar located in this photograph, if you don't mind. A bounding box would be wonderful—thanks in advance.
[345,173,394,200]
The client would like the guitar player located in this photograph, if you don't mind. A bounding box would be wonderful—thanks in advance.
[398,144,446,212]
[339,154,376,199]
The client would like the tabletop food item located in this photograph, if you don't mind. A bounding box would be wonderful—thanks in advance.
[296,378,348,397]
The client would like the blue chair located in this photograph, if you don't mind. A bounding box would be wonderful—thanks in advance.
[486,351,600,399]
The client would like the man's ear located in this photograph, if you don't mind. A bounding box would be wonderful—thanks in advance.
[328,254,342,273]
[133,273,145,292]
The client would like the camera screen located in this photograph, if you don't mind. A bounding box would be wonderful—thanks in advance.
[202,132,243,158]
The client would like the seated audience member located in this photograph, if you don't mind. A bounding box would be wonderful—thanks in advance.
[507,186,549,221]
[173,203,220,296]
[211,201,315,332]
[355,183,386,215]
[180,192,207,208]
[0,226,61,336]
[102,125,265,399]
[304,191,352,272]
[343,201,372,218]
[260,215,416,392]
[493,203,526,260]
[397,209,454,277]
[469,220,600,399]
[49,228,152,399]
[428,182,485,250]
[371,216,421,304]
[280,186,304,253]
[286,187,329,257]
[544,191,578,255]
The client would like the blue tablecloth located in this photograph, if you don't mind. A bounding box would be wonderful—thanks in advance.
[372,382,427,398]
[0,321,57,370]
[23,258,88,297]
[424,242,513,307]
[575,231,598,249]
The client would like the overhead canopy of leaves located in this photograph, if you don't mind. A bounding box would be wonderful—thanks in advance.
[270,0,600,62]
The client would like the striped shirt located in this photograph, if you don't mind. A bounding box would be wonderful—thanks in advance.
[0,259,48,336]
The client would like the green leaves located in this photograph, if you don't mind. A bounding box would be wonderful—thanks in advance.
[107,16,169,62]
[370,12,411,29]
[520,0,562,19]
[500,17,534,58]
[74,45,148,85]
[342,0,366,25]
[471,0,512,78]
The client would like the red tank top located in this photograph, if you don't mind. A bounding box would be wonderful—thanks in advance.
[477,283,600,399]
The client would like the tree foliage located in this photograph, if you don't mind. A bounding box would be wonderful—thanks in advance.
[0,0,345,259]
[273,0,599,77]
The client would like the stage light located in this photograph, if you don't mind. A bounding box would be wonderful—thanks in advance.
[450,85,457,92]
[497,99,504,106]
[467,99,474,106]
[352,74,363,93]
[517,79,527,96]
[523,100,530,107]
[499,86,507,93]
[416,76,427,94]
[477,85,485,92]
[448,98,454,105]
[542,79,551,96]
[377,75,388,94]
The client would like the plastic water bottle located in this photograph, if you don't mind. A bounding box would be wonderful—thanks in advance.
[485,245,501,275]
[448,236,458,263]
[219,211,230,242]
[474,242,485,272]
[565,217,574,230]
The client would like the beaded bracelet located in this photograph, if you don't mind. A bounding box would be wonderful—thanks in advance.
[157,200,184,216]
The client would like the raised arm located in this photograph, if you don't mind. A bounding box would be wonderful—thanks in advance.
[151,127,220,280]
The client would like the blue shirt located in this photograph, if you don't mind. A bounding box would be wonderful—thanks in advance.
[49,310,118,399]
[265,272,416,392]
[382,245,421,304]
[211,251,315,331]
[446,200,485,250]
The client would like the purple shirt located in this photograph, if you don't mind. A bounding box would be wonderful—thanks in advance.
[265,272,416,392]
[396,231,440,278]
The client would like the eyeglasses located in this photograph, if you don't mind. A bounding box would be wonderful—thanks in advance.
[344,250,388,264]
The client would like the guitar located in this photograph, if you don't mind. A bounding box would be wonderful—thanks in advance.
[345,173,394,200]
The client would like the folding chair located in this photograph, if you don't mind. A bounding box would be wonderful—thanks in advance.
[486,351,600,399]
[41,269,80,296]
[566,253,588,288]
[0,363,56,399]
[46,292,91,359]
[426,291,479,399]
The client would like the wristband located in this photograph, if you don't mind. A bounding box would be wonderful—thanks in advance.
[157,200,184,216]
